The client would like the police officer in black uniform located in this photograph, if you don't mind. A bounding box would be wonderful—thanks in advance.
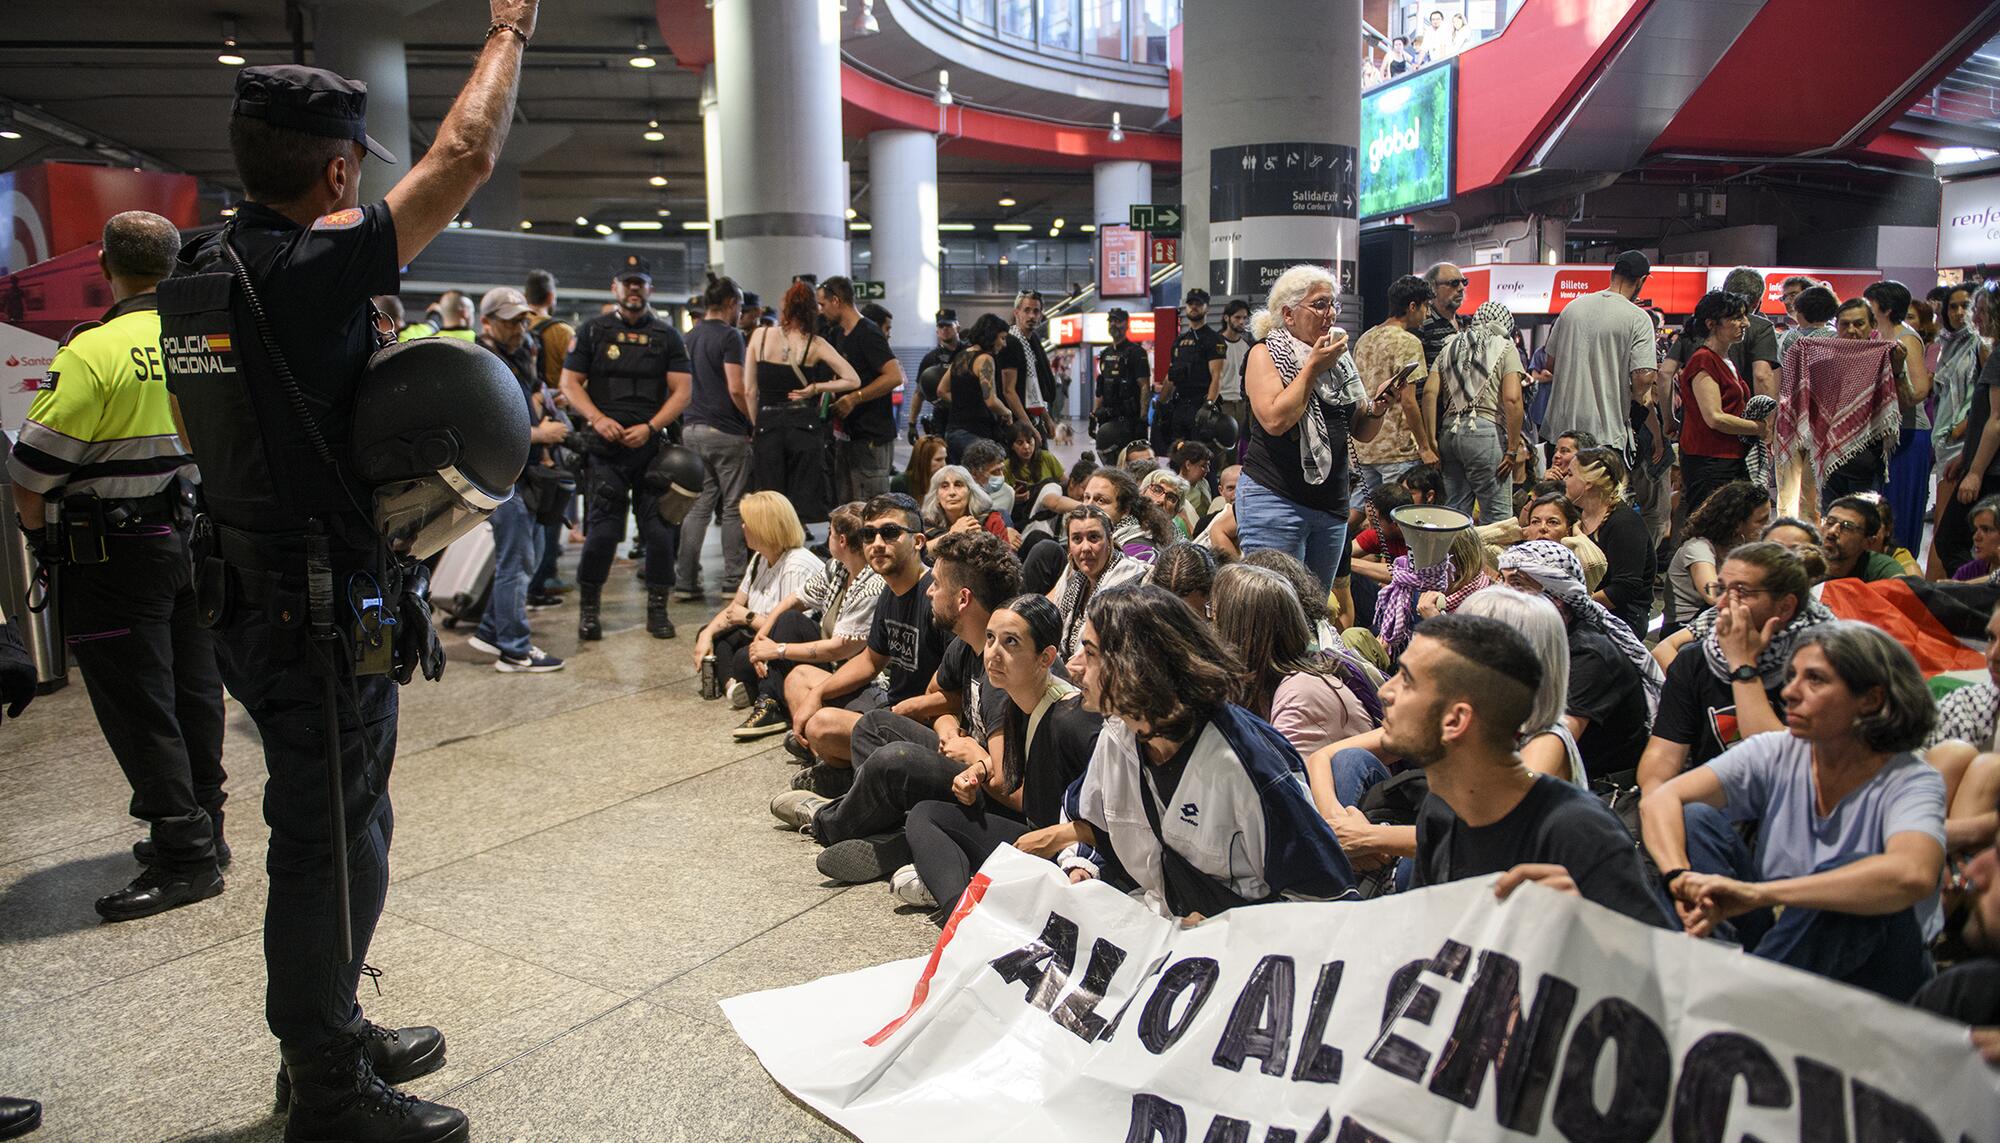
[557,253,693,641]
[1092,307,1149,457]
[909,308,960,441]
[156,7,536,1138]
[1155,287,1227,454]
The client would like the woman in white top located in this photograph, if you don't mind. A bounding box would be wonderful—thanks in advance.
[693,491,824,706]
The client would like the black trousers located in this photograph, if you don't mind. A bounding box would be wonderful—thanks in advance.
[756,610,823,706]
[63,523,227,871]
[811,732,956,845]
[1151,399,1201,454]
[209,557,399,1051]
[712,623,758,691]
[752,405,832,524]
[1021,539,1068,597]
[578,437,679,589]
[1937,471,2000,571]
[906,799,1028,909]
[1680,453,1749,520]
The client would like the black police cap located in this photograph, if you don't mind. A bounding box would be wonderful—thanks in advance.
[1185,288,1210,304]
[1106,308,1129,322]
[741,291,762,308]
[616,254,652,283]
[935,308,958,326]
[231,65,396,163]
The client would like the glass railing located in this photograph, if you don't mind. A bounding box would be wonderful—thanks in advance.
[915,0,1176,67]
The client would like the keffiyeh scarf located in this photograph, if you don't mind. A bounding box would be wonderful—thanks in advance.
[1498,540,1664,715]
[1374,555,1489,658]
[1437,300,1515,431]
[1686,595,1833,690]
[1055,547,1148,657]
[1775,336,1898,488]
[1263,326,1367,487]
[1011,328,1045,411]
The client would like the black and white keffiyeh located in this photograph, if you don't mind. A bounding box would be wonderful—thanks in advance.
[1011,328,1045,411]
[1262,326,1367,487]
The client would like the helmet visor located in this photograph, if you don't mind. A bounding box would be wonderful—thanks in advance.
[372,466,509,559]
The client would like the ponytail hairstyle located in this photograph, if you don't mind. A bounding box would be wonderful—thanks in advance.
[1680,289,1749,345]
[702,273,744,311]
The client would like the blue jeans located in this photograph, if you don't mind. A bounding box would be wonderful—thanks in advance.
[1353,460,1418,512]
[476,494,539,659]
[1682,803,1933,1001]
[1439,419,1508,525]
[1234,470,1349,589]
[1326,747,1414,892]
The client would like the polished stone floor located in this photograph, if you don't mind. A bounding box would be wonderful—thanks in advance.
[0,540,940,1141]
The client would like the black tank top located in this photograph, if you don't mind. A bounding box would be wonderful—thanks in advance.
[754,331,832,407]
[947,348,1000,439]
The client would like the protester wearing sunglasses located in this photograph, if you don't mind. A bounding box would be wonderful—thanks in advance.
[1417,262,1469,373]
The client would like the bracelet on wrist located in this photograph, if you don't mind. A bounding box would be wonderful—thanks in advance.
[486,20,529,45]
[1661,867,1690,887]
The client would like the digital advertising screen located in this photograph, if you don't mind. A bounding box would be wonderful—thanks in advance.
[1359,62,1454,220]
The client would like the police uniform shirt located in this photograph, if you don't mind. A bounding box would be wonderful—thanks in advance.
[833,316,898,443]
[1095,339,1149,421]
[9,294,194,500]
[918,341,960,381]
[1169,322,1225,404]
[562,309,693,426]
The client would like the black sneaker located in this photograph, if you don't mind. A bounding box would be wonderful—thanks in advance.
[95,864,223,922]
[525,592,564,610]
[782,731,815,765]
[791,762,854,798]
[816,832,911,884]
[134,836,232,869]
[276,1021,446,1112]
[732,697,788,739]
[280,1030,466,1143]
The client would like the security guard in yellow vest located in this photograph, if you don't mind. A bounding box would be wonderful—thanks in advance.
[6,211,227,921]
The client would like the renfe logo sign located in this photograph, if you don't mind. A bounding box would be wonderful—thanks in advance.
[1359,63,1453,220]
[1940,173,2000,267]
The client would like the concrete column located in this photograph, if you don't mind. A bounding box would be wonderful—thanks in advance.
[1182,2,1360,324]
[712,0,847,300]
[312,1,410,206]
[866,130,940,355]
[1092,160,1152,228]
[700,65,726,273]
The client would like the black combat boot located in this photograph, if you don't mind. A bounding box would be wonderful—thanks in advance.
[646,586,676,638]
[578,583,603,641]
[280,1029,467,1143]
[276,1020,446,1110]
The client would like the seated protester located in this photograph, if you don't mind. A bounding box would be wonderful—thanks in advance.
[1003,421,1065,524]
[785,495,947,778]
[1866,492,1921,575]
[1545,429,1597,478]
[1911,827,2000,1066]
[891,435,946,499]
[1496,541,1659,783]
[1017,464,1176,595]
[1241,549,1359,668]
[772,529,1021,879]
[1116,441,1155,469]
[1048,506,1151,658]
[1148,541,1219,616]
[1953,494,2000,582]
[1639,542,1832,796]
[1168,440,1214,529]
[1564,446,1656,639]
[1191,463,1238,539]
[1399,463,1444,506]
[1643,621,1946,1001]
[1194,497,1242,563]
[896,595,1103,910]
[1386,614,1674,926]
[1371,525,1493,661]
[1923,603,2000,858]
[1475,492,1610,592]
[960,438,1017,519]
[1664,481,1772,640]
[1212,564,1380,757]
[1522,491,1579,541]
[1017,454,1096,566]
[733,502,885,739]
[1139,467,1193,539]
[1763,514,1822,551]
[1820,494,1905,582]
[691,491,823,708]
[1022,585,1358,920]
[1348,482,1413,586]
[921,463,1009,542]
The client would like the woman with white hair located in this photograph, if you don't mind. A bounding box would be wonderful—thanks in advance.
[1238,264,1402,587]
[1454,586,1585,787]
[921,463,1008,540]
[1434,299,1527,525]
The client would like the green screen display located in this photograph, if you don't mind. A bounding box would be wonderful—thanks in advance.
[1360,63,1453,220]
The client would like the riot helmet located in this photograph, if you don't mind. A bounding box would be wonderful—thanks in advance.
[349,337,530,558]
[645,442,706,525]
[1194,403,1240,450]
[1093,415,1140,456]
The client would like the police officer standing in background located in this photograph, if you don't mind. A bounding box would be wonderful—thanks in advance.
[1156,287,1225,454]
[7,210,228,922]
[559,253,693,641]
[159,3,537,1137]
[908,308,960,442]
[1092,307,1148,457]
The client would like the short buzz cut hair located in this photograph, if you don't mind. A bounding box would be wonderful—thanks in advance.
[228,114,356,205]
[929,529,1023,612]
[101,211,181,281]
[819,275,856,306]
[524,269,557,307]
[1411,613,1542,747]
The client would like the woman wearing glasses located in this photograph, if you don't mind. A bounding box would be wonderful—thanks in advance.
[1238,265,1401,587]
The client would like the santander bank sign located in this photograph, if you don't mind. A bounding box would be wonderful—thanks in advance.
[1940,174,2000,267]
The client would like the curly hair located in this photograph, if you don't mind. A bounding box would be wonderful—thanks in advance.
[1086,465,1175,546]
[929,528,1022,611]
[778,280,818,334]
[1087,585,1242,740]
[1686,481,1770,551]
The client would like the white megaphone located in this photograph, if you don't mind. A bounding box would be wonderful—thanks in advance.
[1390,504,1474,571]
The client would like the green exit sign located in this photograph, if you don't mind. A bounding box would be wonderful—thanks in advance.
[1128,203,1183,236]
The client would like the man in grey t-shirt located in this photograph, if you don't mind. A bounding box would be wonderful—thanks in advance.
[1542,250,1660,456]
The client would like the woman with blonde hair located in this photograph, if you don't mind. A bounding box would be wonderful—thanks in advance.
[693,490,824,706]
[1565,445,1655,639]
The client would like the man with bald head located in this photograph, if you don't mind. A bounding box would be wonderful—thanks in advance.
[8,209,229,922]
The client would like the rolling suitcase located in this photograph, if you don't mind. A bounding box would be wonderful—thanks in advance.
[430,520,495,628]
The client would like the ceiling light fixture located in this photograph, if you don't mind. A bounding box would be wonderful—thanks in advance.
[1079,224,1096,233]
[0,114,20,142]
[574,216,589,227]
[1107,111,1124,143]
[1052,217,1065,228]
[1048,228,1059,238]
[682,221,713,231]
[217,16,245,65]
[850,222,872,231]
[649,174,668,187]
[619,220,664,231]
[629,24,658,68]
[934,69,953,107]
[993,223,1033,232]
[656,206,672,217]
[594,223,614,235]
[937,222,976,232]
[643,117,665,143]
[997,192,1016,207]
[519,219,533,230]
[845,207,858,220]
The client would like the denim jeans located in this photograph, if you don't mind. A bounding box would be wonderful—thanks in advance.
[475,493,539,659]
[1440,418,1509,525]
[1328,747,1393,808]
[1682,803,1934,1001]
[1234,470,1349,589]
[1353,460,1418,512]
[676,423,754,591]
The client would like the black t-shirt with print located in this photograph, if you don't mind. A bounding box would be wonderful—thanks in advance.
[935,636,1011,741]
[1651,641,1784,771]
[866,571,946,700]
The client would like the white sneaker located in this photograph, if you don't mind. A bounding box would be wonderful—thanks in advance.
[464,634,502,658]
[726,678,751,709]
[890,864,936,909]
[769,789,828,831]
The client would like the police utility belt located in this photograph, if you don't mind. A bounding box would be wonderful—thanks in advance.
[49,487,188,565]
[194,520,405,677]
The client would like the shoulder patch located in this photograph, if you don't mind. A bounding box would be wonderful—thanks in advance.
[313,207,366,231]
[38,369,57,392]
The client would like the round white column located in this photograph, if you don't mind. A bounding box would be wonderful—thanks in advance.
[700,65,726,274]
[1092,160,1153,228]
[312,1,410,207]
[866,129,940,355]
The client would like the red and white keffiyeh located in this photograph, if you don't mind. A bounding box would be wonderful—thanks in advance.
[1775,337,1898,486]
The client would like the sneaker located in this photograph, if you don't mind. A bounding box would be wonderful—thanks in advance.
[769,789,828,831]
[782,732,815,765]
[817,833,911,884]
[890,864,937,909]
[496,647,565,673]
[525,592,565,610]
[463,634,502,658]
[733,697,788,739]
[674,584,706,603]
[791,761,853,798]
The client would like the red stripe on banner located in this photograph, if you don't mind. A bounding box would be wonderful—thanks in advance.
[863,873,992,1047]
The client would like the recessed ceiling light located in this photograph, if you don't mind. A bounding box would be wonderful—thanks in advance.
[682,221,712,231]
[648,175,668,187]
[1052,217,1065,228]
[937,223,976,232]
[850,222,872,231]
[575,216,589,226]
[997,193,1016,207]
[993,223,1033,232]
[1048,228,1059,238]
[656,207,672,217]
[0,129,21,141]
[594,223,614,235]
[518,219,533,230]
[217,53,246,66]
[845,207,858,220]
[618,220,664,231]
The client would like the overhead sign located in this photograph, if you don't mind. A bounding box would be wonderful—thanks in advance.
[1099,225,1148,299]
[1940,173,2000,268]
[1359,61,1454,220]
[1209,141,1359,298]
[1129,203,1183,236]
[854,279,887,301]
[1461,264,1883,316]
[725,847,2000,1143]
[1051,310,1157,347]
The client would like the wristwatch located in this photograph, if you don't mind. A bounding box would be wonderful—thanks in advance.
[1728,664,1759,683]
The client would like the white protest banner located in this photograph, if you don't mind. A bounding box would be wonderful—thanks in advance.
[724,846,2000,1142]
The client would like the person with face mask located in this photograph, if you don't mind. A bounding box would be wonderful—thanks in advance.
[921,464,1008,541]
[960,438,1016,519]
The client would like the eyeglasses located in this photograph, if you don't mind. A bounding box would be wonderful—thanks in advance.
[1819,515,1866,536]
[1716,583,1776,601]
[1298,298,1342,315]
[1438,278,1469,288]
[858,524,912,544]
